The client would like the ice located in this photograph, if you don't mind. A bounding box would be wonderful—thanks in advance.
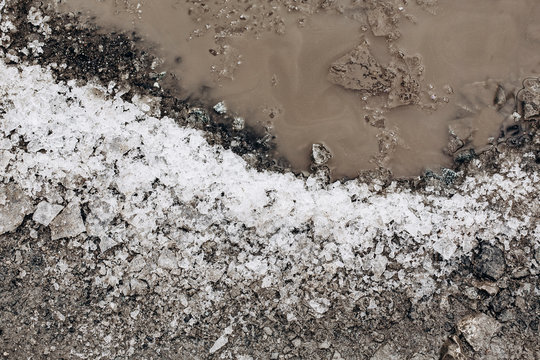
[49,202,86,240]
[32,201,64,226]
[0,184,33,235]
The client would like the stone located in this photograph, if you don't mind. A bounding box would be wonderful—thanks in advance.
[372,254,388,277]
[32,201,64,226]
[472,243,506,280]
[311,143,332,166]
[232,117,245,131]
[518,77,540,120]
[49,202,86,240]
[366,7,396,38]
[457,313,501,352]
[494,85,506,108]
[99,236,117,253]
[371,343,404,360]
[0,184,33,235]
[213,101,227,114]
[440,335,465,360]
[308,298,330,317]
[472,280,499,296]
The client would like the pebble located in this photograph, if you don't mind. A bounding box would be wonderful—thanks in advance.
[458,313,501,352]
[473,243,506,280]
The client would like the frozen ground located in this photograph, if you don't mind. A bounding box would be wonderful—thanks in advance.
[0,1,539,359]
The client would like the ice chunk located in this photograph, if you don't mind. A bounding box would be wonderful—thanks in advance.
[49,202,86,240]
[0,184,32,235]
[32,201,64,226]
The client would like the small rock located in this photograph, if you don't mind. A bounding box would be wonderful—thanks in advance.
[319,341,331,349]
[446,134,464,154]
[518,77,540,120]
[366,7,395,38]
[440,335,465,360]
[328,41,391,94]
[232,117,245,131]
[372,254,388,277]
[311,143,332,166]
[472,280,499,296]
[0,184,33,235]
[510,267,529,279]
[129,278,148,295]
[472,243,506,280]
[187,108,209,123]
[457,313,501,352]
[371,343,404,360]
[49,202,86,240]
[372,331,385,343]
[99,236,117,253]
[441,168,457,185]
[32,201,64,226]
[213,101,227,114]
[494,85,506,108]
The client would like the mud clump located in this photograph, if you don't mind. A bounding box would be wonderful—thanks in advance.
[328,40,393,95]
[518,77,540,120]
[327,40,424,107]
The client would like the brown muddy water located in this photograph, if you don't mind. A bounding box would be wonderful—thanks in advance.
[55,0,540,178]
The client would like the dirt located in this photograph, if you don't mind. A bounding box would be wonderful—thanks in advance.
[53,0,540,179]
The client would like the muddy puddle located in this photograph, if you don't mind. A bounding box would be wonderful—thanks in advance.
[54,0,540,178]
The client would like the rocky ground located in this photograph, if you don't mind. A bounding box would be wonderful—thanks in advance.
[0,1,539,359]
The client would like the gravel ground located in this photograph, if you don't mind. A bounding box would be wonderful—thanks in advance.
[0,1,539,359]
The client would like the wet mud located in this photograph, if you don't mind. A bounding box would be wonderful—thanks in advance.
[54,0,540,178]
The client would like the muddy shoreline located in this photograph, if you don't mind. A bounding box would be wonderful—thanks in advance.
[2,0,539,184]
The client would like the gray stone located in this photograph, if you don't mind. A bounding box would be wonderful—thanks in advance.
[458,313,501,352]
[473,243,506,280]
[213,101,227,114]
[371,343,404,360]
[311,143,332,166]
[440,335,465,360]
[0,184,32,235]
